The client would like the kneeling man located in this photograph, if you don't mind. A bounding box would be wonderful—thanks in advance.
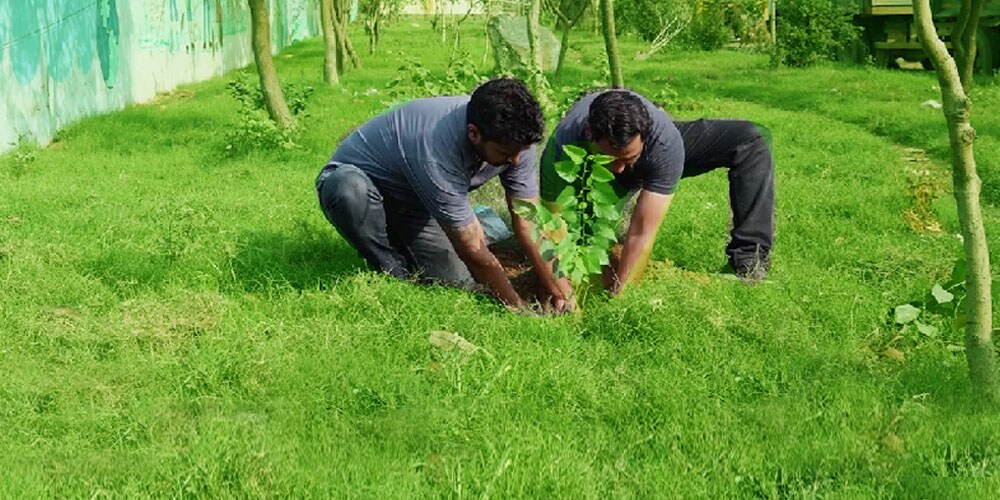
[317,77,570,312]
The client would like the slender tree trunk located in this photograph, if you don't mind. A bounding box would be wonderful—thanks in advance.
[333,0,348,73]
[343,21,362,68]
[914,0,998,404]
[599,0,623,88]
[951,0,984,89]
[247,0,295,128]
[527,0,549,106]
[332,0,361,71]
[556,21,572,79]
[320,0,339,84]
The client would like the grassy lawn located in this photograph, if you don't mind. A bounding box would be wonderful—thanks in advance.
[3,18,1000,497]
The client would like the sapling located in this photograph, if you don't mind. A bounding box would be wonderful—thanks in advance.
[514,144,624,303]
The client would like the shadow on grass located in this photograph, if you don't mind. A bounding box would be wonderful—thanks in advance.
[226,228,366,292]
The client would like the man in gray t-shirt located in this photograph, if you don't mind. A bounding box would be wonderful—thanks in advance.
[542,89,775,292]
[317,78,571,312]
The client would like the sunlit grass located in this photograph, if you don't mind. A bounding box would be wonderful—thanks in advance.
[1,17,999,496]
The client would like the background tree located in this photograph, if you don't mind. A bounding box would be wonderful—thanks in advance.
[321,0,340,84]
[247,0,295,128]
[333,0,362,72]
[542,0,590,78]
[950,0,986,89]
[361,0,406,55]
[527,0,551,108]
[913,0,998,404]
[598,0,623,87]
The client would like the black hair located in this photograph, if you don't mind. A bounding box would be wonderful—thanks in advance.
[467,77,544,145]
[587,90,651,149]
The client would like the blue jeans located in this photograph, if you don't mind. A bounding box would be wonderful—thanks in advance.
[316,164,474,286]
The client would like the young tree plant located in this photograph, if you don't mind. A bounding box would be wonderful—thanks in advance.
[247,0,295,129]
[598,0,624,87]
[913,0,998,404]
[514,145,622,301]
[320,0,340,84]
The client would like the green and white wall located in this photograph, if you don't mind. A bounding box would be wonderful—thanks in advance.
[0,0,319,154]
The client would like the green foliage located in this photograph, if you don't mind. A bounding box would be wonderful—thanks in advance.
[682,1,733,50]
[514,145,621,288]
[8,19,1000,498]
[226,72,315,116]
[384,51,487,103]
[3,137,37,178]
[891,248,987,342]
[770,0,860,67]
[224,72,313,155]
[615,0,692,43]
[224,110,300,156]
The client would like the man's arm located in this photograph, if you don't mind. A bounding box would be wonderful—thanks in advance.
[609,190,673,295]
[440,220,524,308]
[507,194,573,312]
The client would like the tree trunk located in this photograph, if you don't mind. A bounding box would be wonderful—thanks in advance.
[343,21,362,68]
[951,0,984,89]
[599,0,623,88]
[247,0,295,128]
[332,0,361,71]
[320,0,339,84]
[556,21,572,79]
[914,0,999,404]
[527,0,549,106]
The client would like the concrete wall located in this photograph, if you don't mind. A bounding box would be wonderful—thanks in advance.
[0,0,319,154]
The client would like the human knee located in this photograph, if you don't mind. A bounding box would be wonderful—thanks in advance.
[323,168,373,209]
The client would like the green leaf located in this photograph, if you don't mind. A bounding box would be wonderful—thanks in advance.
[894,304,921,325]
[916,322,939,337]
[931,283,954,304]
[555,159,579,183]
[583,247,608,274]
[596,224,618,243]
[556,186,577,211]
[591,154,615,166]
[590,182,619,205]
[536,204,554,226]
[562,209,578,226]
[556,235,575,257]
[539,239,556,261]
[562,144,587,164]
[590,164,616,183]
[950,257,967,285]
[512,198,536,220]
[594,203,621,221]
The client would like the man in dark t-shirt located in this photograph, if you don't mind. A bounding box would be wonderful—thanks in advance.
[316,77,571,312]
[541,89,775,293]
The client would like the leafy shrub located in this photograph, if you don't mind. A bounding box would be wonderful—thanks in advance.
[682,2,734,51]
[384,51,487,103]
[224,110,298,156]
[771,0,860,67]
[224,73,313,155]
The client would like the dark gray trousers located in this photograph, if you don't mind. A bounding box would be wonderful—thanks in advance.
[675,119,775,267]
[316,164,474,285]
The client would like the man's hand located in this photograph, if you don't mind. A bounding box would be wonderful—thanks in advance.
[538,277,575,313]
[441,220,524,308]
[508,195,575,315]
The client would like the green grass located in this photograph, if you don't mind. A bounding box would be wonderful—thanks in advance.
[3,18,1000,497]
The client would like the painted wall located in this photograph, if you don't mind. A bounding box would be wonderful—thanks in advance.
[0,0,319,154]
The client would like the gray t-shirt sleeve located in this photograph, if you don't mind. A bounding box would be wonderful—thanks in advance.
[401,160,477,228]
[639,104,684,195]
[499,143,540,199]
